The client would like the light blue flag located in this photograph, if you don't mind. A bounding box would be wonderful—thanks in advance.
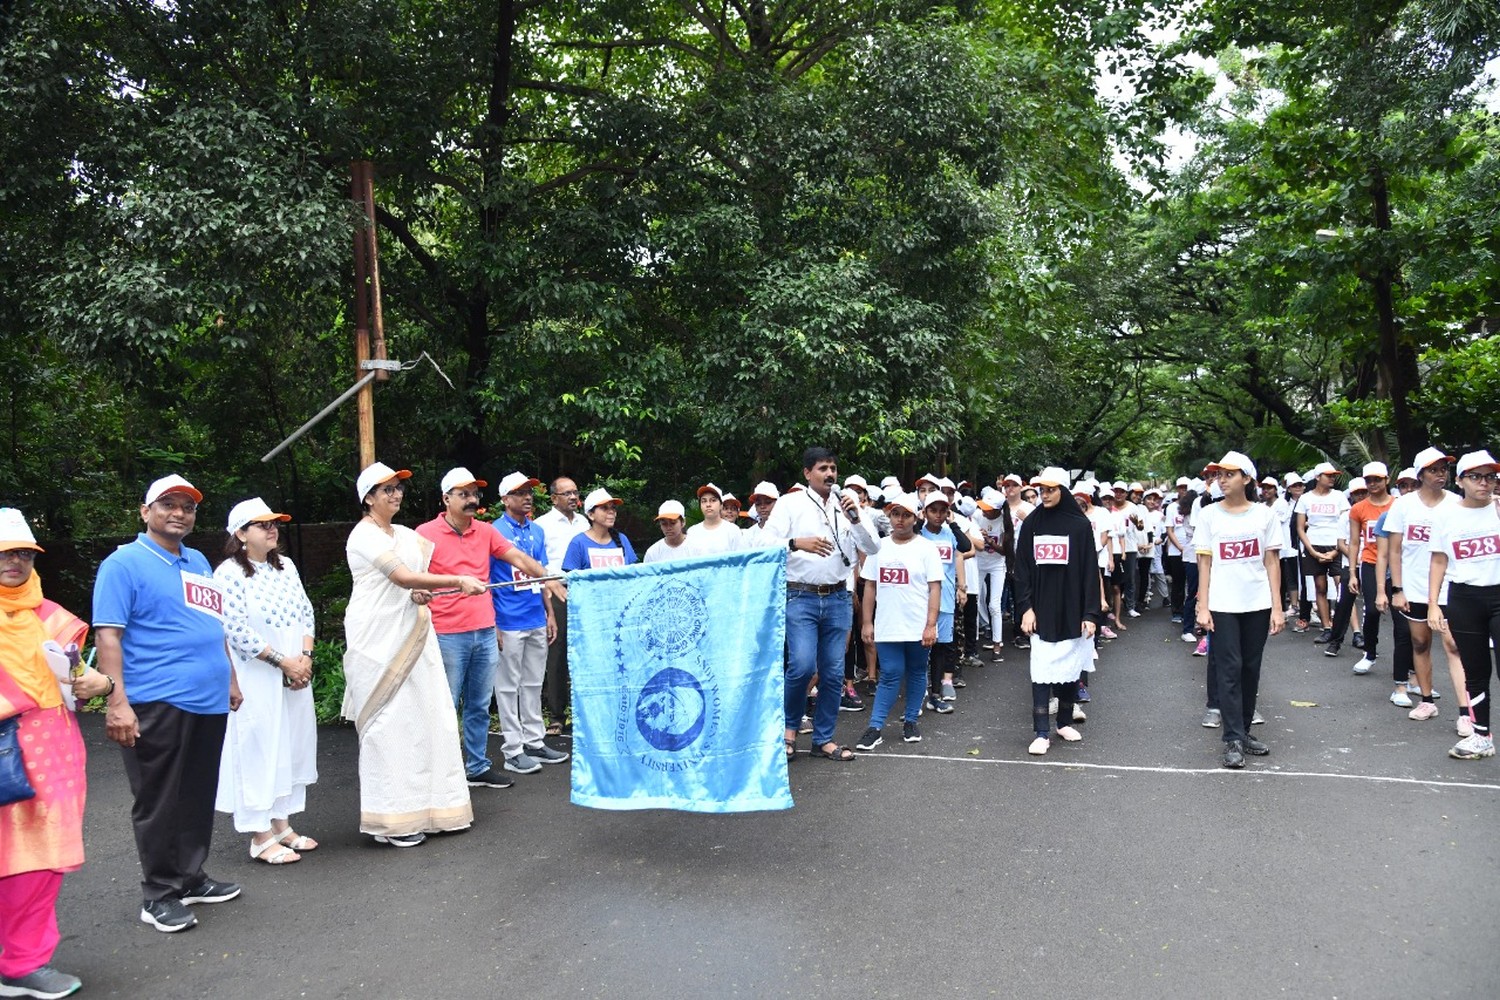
[568,546,793,812]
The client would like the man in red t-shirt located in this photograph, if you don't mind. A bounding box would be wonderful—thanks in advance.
[1327,462,1411,684]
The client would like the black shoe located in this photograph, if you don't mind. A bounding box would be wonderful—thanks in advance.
[953,674,967,689]
[0,964,81,999]
[1012,637,1030,650]
[1241,735,1270,755]
[180,878,241,905]
[1324,639,1343,657]
[1352,631,1364,649]
[467,767,515,788]
[855,727,883,751]
[903,721,922,743]
[140,897,197,933]
[839,690,865,712]
[1222,741,1245,769]
[925,695,953,715]
[1315,628,1333,644]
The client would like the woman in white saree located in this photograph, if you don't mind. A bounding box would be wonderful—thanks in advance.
[342,463,487,847]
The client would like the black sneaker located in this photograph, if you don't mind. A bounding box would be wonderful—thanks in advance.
[1222,740,1245,769]
[952,674,967,689]
[180,877,241,905]
[855,727,883,751]
[903,721,922,743]
[139,897,197,933]
[0,964,81,998]
[924,695,954,715]
[467,767,515,788]
[1314,628,1333,644]
[839,690,865,712]
[1241,735,1270,755]
[1324,639,1343,657]
[1352,631,1365,649]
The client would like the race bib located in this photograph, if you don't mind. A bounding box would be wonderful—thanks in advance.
[511,566,542,593]
[1406,523,1431,543]
[588,548,625,569]
[181,571,225,620]
[936,543,953,562]
[1034,535,1069,565]
[1361,524,1376,544]
[1218,537,1262,561]
[1308,502,1336,516]
[879,565,911,585]
[1453,534,1500,560]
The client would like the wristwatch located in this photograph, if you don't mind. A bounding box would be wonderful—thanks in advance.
[1389,585,1403,593]
[788,538,797,552]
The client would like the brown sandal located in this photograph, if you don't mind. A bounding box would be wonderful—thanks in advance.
[811,743,855,762]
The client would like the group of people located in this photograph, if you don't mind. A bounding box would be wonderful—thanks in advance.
[2,442,1497,998]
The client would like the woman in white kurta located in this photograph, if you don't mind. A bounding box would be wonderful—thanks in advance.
[214,498,319,865]
[341,463,487,847]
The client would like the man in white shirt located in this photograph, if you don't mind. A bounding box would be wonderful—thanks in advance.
[762,448,881,761]
[535,476,589,734]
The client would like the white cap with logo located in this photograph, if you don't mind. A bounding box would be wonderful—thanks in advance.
[355,462,411,501]
[440,467,488,494]
[0,508,42,552]
[655,499,685,521]
[226,498,290,535]
[145,474,203,506]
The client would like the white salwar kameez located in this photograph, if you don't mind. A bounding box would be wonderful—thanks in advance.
[341,521,472,837]
[214,556,319,832]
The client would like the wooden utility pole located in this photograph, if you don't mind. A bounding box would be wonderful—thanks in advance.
[350,161,390,470]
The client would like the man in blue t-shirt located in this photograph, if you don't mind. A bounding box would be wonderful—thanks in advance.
[93,475,243,934]
[491,472,568,775]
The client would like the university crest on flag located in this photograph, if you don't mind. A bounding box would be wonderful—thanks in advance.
[568,546,793,812]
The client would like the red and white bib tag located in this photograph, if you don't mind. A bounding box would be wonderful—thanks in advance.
[1405,523,1431,543]
[1034,535,1069,565]
[1218,537,1262,561]
[936,543,953,562]
[1452,534,1500,561]
[181,571,225,621]
[588,548,625,569]
[879,565,911,586]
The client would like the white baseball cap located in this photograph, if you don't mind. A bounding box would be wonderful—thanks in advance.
[1142,487,1163,498]
[1112,481,1128,492]
[880,475,902,492]
[1216,451,1258,481]
[144,474,203,506]
[1003,473,1023,486]
[866,486,884,503]
[1309,461,1341,479]
[1031,467,1070,488]
[1283,471,1303,486]
[843,475,868,490]
[1457,450,1499,477]
[655,499,685,521]
[355,462,411,501]
[936,476,957,491]
[1361,461,1389,479]
[1189,477,1206,492]
[226,497,290,535]
[1128,481,1144,492]
[584,488,623,513]
[1347,477,1368,492]
[748,481,781,502]
[440,467,488,494]
[696,482,724,501]
[1260,475,1278,487]
[496,472,541,497]
[1175,476,1191,487]
[1412,446,1455,471]
[1396,467,1418,483]
[885,492,921,515]
[0,508,42,552]
[915,472,941,488]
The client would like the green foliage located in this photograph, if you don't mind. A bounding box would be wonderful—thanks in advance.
[310,638,348,726]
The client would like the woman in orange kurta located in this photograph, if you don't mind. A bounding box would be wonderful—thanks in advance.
[0,509,109,999]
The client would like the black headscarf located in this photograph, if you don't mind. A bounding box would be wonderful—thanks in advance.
[1013,489,1103,642]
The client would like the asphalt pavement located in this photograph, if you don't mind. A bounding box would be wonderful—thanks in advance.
[55,605,1500,999]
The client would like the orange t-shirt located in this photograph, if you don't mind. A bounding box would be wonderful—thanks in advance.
[1349,497,1394,564]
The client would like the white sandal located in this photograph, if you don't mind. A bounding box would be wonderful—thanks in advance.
[250,837,301,865]
[275,828,318,852]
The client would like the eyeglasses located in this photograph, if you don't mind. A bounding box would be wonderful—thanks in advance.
[504,490,532,498]
[1462,472,1499,484]
[377,483,406,496]
[250,521,281,531]
[448,489,482,500]
[551,489,579,497]
[0,549,37,562]
[152,500,198,514]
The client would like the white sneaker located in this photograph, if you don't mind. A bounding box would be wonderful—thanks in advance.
[1406,680,1441,699]
[1389,688,1413,708]
[1028,736,1050,755]
[1352,656,1374,675]
[1181,632,1198,643]
[1448,733,1495,759]
[1055,725,1083,742]
[1408,701,1439,721]
[1127,608,1141,618]
[1250,709,1265,725]
[1457,716,1475,738]
[1072,704,1087,722]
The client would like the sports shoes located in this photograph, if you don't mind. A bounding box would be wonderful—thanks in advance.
[1293,619,1309,633]
[1222,741,1245,769]
[1241,735,1269,755]
[1448,733,1495,760]
[1181,632,1197,643]
[840,684,864,711]
[1100,625,1119,640]
[525,743,571,764]
[180,878,241,905]
[1389,688,1413,708]
[373,833,426,848]
[1193,637,1208,657]
[925,695,953,715]
[1251,709,1265,725]
[1406,680,1440,699]
[1012,637,1030,650]
[940,680,957,702]
[798,715,814,734]
[1170,614,1183,624]
[990,643,1005,661]
[0,965,81,999]
[1072,705,1087,722]
[1202,708,1222,728]
[1352,654,1374,673]
[503,752,543,774]
[139,898,196,933]
[953,674,967,689]
[1352,631,1364,650]
[902,721,922,743]
[1315,628,1333,644]
[1055,725,1082,742]
[1408,701,1440,721]
[1127,608,1142,618]
[1324,639,1343,657]
[1076,685,1090,703]
[1457,715,1474,738]
[1027,736,1050,755]
[855,727,883,751]
[467,767,515,788]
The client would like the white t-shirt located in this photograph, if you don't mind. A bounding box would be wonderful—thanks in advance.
[1085,507,1112,569]
[1141,507,1164,553]
[973,511,1006,574]
[1295,489,1350,547]
[1119,501,1142,549]
[859,535,944,642]
[1430,501,1500,588]
[684,520,743,557]
[1196,502,1281,613]
[1382,490,1459,602]
[1270,496,1294,554]
[643,538,691,564]
[1165,506,1191,556]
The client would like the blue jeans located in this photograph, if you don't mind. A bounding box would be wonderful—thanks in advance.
[784,588,853,746]
[435,627,499,777]
[872,641,930,727]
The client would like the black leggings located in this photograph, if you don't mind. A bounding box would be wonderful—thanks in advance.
[1166,554,1185,614]
[1212,609,1271,744]
[1032,680,1078,737]
[1447,582,1500,733]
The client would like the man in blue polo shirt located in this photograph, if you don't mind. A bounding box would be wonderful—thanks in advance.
[93,474,243,934]
[491,472,569,774]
